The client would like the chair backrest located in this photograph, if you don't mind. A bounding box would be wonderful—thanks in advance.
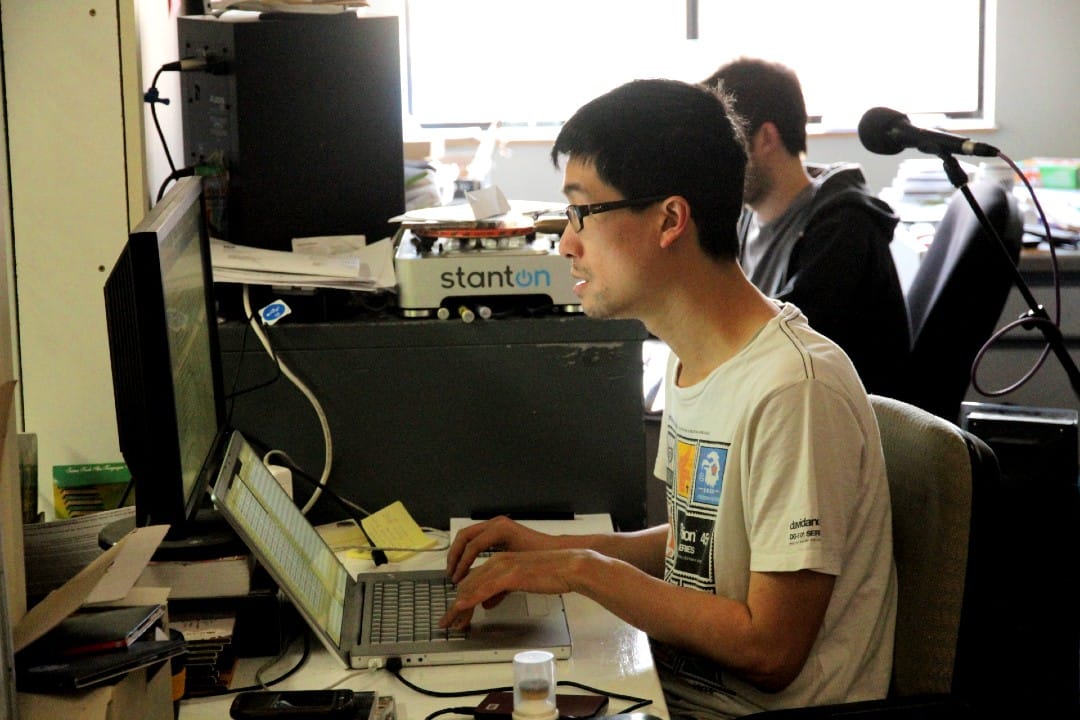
[901,180,1023,423]
[868,395,1002,701]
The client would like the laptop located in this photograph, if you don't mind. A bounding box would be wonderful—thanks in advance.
[210,430,572,669]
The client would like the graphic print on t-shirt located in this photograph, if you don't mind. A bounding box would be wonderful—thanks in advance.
[665,429,728,589]
[655,426,737,698]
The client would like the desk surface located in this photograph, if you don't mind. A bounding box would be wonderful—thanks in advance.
[178,516,670,720]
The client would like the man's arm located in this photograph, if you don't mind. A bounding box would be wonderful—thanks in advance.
[446,516,669,582]
[442,542,834,693]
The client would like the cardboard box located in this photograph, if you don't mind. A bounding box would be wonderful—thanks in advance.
[17,657,172,720]
[13,527,175,718]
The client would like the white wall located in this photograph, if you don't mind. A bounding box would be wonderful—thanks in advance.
[2,1,147,518]
[486,0,1080,201]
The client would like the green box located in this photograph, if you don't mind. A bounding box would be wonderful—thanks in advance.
[1038,161,1080,189]
[52,462,132,518]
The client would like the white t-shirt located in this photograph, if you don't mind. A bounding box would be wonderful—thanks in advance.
[652,302,897,718]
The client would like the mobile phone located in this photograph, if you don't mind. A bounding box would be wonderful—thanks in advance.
[229,690,359,719]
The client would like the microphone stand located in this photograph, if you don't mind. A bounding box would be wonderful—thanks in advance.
[938,153,1080,403]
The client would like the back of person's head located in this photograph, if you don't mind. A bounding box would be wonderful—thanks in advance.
[703,57,807,157]
[550,78,747,262]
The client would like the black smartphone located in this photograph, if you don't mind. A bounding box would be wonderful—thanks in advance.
[229,690,359,719]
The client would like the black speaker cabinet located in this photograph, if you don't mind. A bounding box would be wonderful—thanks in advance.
[178,12,404,251]
[960,401,1079,714]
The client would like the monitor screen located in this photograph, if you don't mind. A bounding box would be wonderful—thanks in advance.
[104,175,226,538]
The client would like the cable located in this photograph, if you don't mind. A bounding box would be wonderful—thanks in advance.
[385,660,653,715]
[267,460,450,554]
[242,284,333,514]
[426,709,478,720]
[145,56,223,204]
[224,311,284,406]
[157,165,197,203]
[145,64,178,175]
[969,151,1063,398]
[186,630,311,698]
[388,658,511,697]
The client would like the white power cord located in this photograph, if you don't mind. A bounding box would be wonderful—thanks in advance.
[241,284,332,514]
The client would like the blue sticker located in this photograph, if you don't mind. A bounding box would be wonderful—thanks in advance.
[259,299,291,325]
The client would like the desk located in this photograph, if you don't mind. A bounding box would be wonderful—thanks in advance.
[177,516,670,720]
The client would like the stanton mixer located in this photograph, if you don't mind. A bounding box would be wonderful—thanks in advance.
[393,214,580,318]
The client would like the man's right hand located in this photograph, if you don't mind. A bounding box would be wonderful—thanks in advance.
[445,515,556,583]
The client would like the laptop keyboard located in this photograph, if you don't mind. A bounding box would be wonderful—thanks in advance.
[369,577,468,644]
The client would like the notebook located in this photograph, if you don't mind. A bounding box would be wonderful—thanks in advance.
[210,430,572,669]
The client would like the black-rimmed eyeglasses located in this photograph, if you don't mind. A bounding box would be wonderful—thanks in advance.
[564,195,667,232]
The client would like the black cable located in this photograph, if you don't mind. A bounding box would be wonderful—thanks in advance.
[388,658,511,697]
[387,660,653,714]
[270,450,366,522]
[224,308,284,404]
[426,708,478,720]
[184,630,311,699]
[156,166,197,202]
[145,65,177,175]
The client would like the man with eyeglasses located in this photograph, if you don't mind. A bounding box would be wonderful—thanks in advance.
[440,79,897,718]
[703,57,909,399]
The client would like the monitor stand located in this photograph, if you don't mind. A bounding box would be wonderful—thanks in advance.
[98,507,245,561]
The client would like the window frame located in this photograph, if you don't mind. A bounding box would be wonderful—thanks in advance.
[388,0,992,140]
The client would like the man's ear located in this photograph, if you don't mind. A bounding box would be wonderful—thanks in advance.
[658,196,691,249]
[754,121,784,155]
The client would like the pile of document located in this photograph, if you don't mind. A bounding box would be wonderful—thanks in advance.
[211,236,396,292]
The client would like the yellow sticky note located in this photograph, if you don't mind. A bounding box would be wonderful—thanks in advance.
[360,501,436,562]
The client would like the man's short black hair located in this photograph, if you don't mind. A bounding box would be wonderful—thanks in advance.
[551,78,748,262]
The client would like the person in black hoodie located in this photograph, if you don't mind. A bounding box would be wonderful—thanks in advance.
[704,58,910,398]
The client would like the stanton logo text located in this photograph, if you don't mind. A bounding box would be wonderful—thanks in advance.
[440,265,553,291]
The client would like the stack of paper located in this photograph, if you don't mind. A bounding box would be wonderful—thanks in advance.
[210,236,396,292]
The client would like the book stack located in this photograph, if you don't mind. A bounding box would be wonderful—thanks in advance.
[879,158,978,224]
[136,553,256,599]
[170,614,237,697]
[135,546,286,672]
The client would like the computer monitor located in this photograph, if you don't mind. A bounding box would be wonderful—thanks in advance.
[103,175,228,543]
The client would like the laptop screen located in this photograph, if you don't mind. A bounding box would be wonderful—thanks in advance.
[213,434,350,646]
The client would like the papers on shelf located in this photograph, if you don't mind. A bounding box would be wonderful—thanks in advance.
[210,235,396,291]
[208,0,369,14]
[391,198,565,227]
[22,506,137,601]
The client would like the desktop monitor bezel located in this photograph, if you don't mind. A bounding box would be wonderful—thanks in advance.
[103,175,227,537]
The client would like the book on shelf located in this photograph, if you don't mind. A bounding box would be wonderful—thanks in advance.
[135,553,258,599]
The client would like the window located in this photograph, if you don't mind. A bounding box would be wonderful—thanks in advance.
[371,0,987,134]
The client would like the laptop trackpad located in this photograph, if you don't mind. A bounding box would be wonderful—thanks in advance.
[477,592,554,620]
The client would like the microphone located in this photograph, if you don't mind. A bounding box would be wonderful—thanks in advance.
[857,106,999,158]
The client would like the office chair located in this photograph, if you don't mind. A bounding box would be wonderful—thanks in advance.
[745,395,1004,719]
[899,179,1023,423]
